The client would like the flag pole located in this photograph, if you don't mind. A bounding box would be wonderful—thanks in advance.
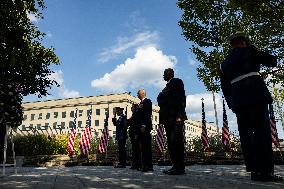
[212,92,219,134]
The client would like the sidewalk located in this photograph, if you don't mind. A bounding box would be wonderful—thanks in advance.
[1,165,284,189]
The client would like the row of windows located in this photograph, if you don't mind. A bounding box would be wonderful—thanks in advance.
[23,109,106,121]
[21,120,101,131]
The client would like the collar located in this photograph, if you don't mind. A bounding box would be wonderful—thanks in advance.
[167,78,173,84]
[141,97,146,102]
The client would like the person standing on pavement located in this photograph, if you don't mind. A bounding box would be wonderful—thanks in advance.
[128,103,142,170]
[136,89,153,172]
[112,107,128,168]
[157,68,187,175]
[220,32,283,182]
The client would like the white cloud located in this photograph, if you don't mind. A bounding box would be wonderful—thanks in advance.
[97,31,159,63]
[125,11,149,32]
[27,12,39,23]
[61,89,80,98]
[186,92,238,133]
[48,70,64,86]
[91,46,177,92]
[48,70,80,98]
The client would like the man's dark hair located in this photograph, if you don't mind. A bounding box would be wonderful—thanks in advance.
[164,68,174,77]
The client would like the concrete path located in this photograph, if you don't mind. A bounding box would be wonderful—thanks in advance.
[1,165,284,189]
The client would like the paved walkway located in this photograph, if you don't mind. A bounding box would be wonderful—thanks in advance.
[1,165,284,189]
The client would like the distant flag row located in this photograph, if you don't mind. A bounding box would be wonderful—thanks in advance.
[67,105,111,157]
[67,101,281,157]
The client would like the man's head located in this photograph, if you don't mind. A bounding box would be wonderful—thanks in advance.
[163,68,174,82]
[229,32,249,48]
[137,89,146,100]
[115,107,124,116]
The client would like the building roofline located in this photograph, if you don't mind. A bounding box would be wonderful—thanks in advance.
[23,92,132,104]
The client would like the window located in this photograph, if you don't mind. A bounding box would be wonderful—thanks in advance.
[46,113,50,119]
[21,125,26,131]
[79,110,83,117]
[62,111,66,118]
[61,122,65,129]
[87,109,92,116]
[70,111,74,118]
[31,114,35,121]
[37,124,41,130]
[95,120,99,126]
[69,121,74,129]
[96,109,100,115]
[44,123,49,130]
[38,113,42,120]
[155,116,158,122]
[23,115,27,121]
[53,122,57,129]
[29,124,34,130]
[54,112,58,118]
[78,121,83,128]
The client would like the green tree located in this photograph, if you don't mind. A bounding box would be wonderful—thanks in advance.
[0,0,59,129]
[177,0,284,93]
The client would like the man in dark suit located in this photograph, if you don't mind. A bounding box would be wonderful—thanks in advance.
[136,89,153,172]
[158,68,187,175]
[127,103,141,170]
[220,32,282,181]
[112,107,128,168]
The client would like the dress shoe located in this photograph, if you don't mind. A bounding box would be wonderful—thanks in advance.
[164,168,185,175]
[114,164,126,168]
[251,172,283,182]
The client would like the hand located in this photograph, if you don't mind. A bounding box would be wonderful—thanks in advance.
[176,117,183,125]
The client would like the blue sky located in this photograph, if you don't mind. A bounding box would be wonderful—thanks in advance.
[24,0,284,139]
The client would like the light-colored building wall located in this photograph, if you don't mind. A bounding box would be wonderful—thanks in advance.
[17,93,217,140]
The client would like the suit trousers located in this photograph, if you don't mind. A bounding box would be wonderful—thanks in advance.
[130,136,141,168]
[140,131,153,169]
[236,104,274,174]
[117,138,127,166]
[164,122,185,170]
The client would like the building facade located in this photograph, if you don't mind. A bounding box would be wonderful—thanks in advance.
[16,93,218,140]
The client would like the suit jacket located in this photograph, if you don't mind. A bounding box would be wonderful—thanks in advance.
[136,98,153,132]
[220,45,276,111]
[127,110,140,138]
[157,78,187,125]
[112,114,128,141]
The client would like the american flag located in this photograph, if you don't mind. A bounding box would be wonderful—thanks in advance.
[98,107,109,153]
[221,100,230,146]
[156,124,165,153]
[201,99,209,150]
[269,104,280,148]
[79,108,92,154]
[67,109,78,156]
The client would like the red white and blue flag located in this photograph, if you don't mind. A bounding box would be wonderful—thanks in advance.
[156,124,165,153]
[67,109,77,156]
[99,107,109,153]
[221,100,230,146]
[269,104,280,148]
[201,99,209,150]
[79,107,92,154]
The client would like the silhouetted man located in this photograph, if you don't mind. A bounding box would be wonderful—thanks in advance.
[137,89,153,172]
[158,68,187,175]
[128,103,141,170]
[220,32,282,181]
[112,107,128,168]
